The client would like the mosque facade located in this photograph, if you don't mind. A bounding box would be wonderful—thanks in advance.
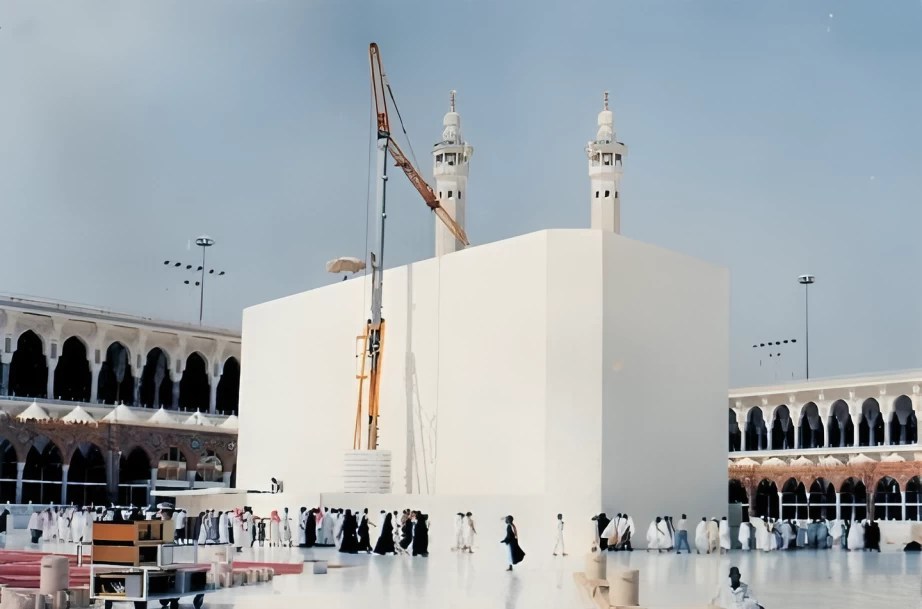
[727,370,922,523]
[0,295,240,508]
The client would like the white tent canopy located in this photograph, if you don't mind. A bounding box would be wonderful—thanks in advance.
[219,415,238,430]
[185,410,214,427]
[102,404,141,423]
[17,401,51,422]
[148,407,179,426]
[62,405,96,424]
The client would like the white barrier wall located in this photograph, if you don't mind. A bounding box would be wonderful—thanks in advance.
[237,229,728,547]
[600,237,730,531]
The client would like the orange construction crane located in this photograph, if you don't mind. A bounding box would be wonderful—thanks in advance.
[354,43,469,451]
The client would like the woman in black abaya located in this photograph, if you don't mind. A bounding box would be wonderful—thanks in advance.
[305,509,317,548]
[501,515,525,571]
[358,509,372,552]
[400,511,414,551]
[339,509,359,554]
[412,512,429,557]
[373,512,396,555]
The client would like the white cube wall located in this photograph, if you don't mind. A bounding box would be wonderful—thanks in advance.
[237,229,728,547]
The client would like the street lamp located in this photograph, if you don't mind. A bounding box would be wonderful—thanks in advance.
[194,236,214,324]
[163,235,226,325]
[798,274,816,379]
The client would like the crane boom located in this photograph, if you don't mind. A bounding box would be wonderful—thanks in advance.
[355,43,470,452]
[367,43,470,246]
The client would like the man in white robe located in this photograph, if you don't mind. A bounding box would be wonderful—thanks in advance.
[601,514,619,550]
[333,510,344,550]
[707,519,720,554]
[320,508,334,546]
[695,517,709,554]
[846,519,864,551]
[718,517,731,554]
[553,513,567,556]
[453,513,464,550]
[72,508,86,544]
[646,518,661,552]
[828,518,843,548]
[754,517,771,552]
[462,512,476,553]
[738,520,752,550]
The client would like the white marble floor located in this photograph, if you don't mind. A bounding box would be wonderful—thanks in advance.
[4,534,919,608]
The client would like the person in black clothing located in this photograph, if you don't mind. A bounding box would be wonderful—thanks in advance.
[865,520,881,552]
[305,509,317,547]
[358,508,372,553]
[339,509,359,554]
[374,512,396,555]
[400,511,414,551]
[594,513,610,551]
[412,512,429,557]
[501,515,525,571]
[256,518,267,547]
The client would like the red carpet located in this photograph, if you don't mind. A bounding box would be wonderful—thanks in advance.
[0,550,301,588]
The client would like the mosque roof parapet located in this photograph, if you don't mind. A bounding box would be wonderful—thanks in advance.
[728,369,922,406]
[0,293,240,341]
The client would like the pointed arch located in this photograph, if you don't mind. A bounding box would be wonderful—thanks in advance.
[808,478,836,520]
[799,402,824,448]
[98,341,135,405]
[859,398,884,447]
[119,447,152,506]
[770,405,794,450]
[22,438,63,504]
[216,356,240,415]
[745,407,768,451]
[890,395,917,445]
[179,352,210,410]
[827,400,854,448]
[754,479,779,520]
[839,478,868,522]
[907,477,922,521]
[9,330,48,398]
[0,438,18,501]
[781,477,807,520]
[69,442,108,505]
[140,348,173,408]
[874,476,901,521]
[53,336,91,401]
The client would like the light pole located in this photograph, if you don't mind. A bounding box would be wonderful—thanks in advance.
[163,236,225,325]
[195,236,215,324]
[798,274,816,379]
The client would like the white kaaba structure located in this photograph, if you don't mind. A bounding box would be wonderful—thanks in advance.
[236,94,729,548]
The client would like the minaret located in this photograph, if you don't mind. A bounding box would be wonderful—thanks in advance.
[433,90,473,257]
[586,91,627,233]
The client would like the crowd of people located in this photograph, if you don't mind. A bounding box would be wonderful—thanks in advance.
[24,504,175,545]
[212,506,433,557]
[737,516,882,552]
[591,510,885,557]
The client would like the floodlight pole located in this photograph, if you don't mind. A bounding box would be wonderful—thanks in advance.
[798,274,815,379]
[196,236,215,325]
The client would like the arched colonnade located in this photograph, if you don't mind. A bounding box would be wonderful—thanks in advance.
[729,395,918,453]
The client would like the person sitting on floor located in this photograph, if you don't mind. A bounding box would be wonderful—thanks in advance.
[711,566,764,609]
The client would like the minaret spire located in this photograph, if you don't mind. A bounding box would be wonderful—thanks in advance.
[433,91,474,257]
[586,91,627,233]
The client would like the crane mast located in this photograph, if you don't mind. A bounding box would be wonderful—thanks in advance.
[354,43,468,451]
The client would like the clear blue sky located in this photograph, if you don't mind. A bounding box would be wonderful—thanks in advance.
[1,1,919,387]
